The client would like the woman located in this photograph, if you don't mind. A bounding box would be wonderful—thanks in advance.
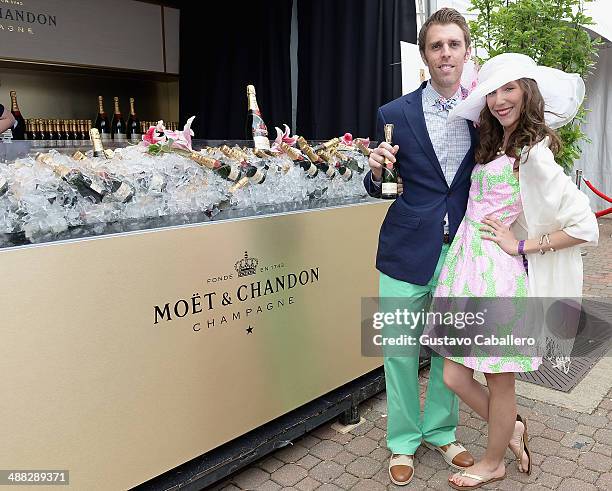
[425,53,599,490]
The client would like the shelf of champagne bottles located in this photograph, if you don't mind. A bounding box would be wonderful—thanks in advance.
[24,119,93,146]
[7,90,177,145]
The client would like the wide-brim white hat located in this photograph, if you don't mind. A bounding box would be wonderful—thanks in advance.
[448,53,585,129]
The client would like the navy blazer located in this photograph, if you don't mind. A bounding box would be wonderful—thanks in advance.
[364,82,478,286]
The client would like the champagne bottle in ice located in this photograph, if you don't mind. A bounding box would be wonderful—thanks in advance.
[36,153,105,203]
[314,150,338,179]
[190,152,243,182]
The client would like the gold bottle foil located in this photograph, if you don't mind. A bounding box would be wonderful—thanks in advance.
[72,151,87,161]
[246,85,259,112]
[321,137,340,150]
[296,137,319,163]
[228,147,247,162]
[10,90,19,111]
[384,124,394,144]
[331,149,348,162]
[89,128,105,155]
[229,176,250,193]
[355,140,371,156]
[317,150,334,163]
[36,154,70,179]
[296,136,308,150]
[281,142,302,161]
[219,146,242,163]
[383,124,394,168]
[190,152,218,170]
[35,152,53,166]
[54,164,71,178]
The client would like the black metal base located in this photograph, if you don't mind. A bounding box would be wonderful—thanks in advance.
[338,404,361,426]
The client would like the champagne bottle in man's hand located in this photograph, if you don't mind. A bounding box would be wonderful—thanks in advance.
[381,124,398,199]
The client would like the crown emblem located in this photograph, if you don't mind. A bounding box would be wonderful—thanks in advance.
[235,251,258,277]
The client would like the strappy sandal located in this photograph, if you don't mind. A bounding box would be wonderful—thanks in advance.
[516,414,532,475]
[448,470,506,490]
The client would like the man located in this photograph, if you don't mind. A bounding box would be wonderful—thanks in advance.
[364,8,477,486]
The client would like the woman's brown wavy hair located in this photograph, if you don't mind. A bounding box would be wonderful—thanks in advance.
[475,78,561,168]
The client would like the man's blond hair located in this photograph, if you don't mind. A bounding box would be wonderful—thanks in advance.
[418,8,471,52]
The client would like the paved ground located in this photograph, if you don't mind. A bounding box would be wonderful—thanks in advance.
[209,217,612,491]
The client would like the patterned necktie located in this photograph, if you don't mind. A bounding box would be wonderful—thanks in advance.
[434,87,469,112]
[434,96,458,112]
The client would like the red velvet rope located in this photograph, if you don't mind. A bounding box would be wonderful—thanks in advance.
[583,179,612,203]
[581,178,612,217]
[595,207,612,218]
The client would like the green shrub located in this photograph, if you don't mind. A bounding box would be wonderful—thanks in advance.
[468,0,601,171]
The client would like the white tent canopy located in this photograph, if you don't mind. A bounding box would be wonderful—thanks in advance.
[429,0,612,212]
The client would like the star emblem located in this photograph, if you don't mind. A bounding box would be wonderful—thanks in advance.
[246,325,254,334]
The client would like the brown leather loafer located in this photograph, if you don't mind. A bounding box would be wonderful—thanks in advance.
[448,446,474,468]
[423,441,474,469]
[388,454,414,486]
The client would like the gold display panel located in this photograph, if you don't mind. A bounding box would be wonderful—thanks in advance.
[0,0,174,73]
[0,202,388,490]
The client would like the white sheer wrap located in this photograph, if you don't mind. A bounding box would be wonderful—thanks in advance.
[511,137,599,372]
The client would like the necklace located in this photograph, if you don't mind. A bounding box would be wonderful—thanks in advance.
[496,146,505,156]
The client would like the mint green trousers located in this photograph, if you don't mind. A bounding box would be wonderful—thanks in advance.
[379,244,458,454]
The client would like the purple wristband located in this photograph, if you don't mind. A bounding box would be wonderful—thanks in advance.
[518,240,528,274]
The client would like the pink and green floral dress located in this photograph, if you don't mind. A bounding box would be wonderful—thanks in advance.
[433,154,541,373]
